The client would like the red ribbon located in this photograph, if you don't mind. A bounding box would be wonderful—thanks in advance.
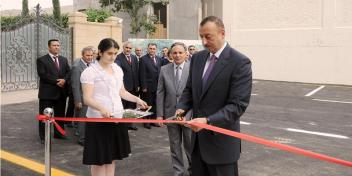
[37,115,352,167]
[38,115,66,136]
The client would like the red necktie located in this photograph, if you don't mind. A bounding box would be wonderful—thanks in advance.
[53,56,60,70]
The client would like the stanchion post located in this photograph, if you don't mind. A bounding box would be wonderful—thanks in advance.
[43,107,53,176]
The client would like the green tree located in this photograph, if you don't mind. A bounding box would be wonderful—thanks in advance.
[52,0,61,25]
[21,0,29,17]
[100,0,168,37]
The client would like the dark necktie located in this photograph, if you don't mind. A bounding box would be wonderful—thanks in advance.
[53,56,60,70]
[127,55,132,65]
[87,63,89,67]
[202,55,217,88]
[152,57,157,65]
[175,65,181,88]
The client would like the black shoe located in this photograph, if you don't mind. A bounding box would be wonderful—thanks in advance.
[144,123,151,129]
[54,135,68,140]
[128,126,138,131]
[151,123,160,127]
[78,141,85,146]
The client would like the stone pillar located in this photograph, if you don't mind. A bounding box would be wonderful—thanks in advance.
[68,12,123,60]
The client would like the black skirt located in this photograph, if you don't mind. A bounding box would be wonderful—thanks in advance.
[83,122,131,165]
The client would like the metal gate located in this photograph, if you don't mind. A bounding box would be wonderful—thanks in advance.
[1,4,72,92]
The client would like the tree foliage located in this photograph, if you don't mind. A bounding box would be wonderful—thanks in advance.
[100,0,168,37]
[52,0,61,25]
[21,0,29,17]
[85,9,112,23]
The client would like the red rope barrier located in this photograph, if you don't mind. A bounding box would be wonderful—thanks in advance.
[37,115,352,167]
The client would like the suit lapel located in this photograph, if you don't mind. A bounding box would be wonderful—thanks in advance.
[195,52,209,99]
[146,56,156,69]
[123,55,133,71]
[167,64,177,93]
[178,61,190,93]
[79,59,87,70]
[131,55,137,71]
[58,56,65,74]
[156,57,161,70]
[200,45,231,100]
[46,54,60,75]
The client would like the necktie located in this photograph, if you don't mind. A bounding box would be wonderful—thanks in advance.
[153,57,157,65]
[127,55,132,65]
[87,63,90,67]
[202,55,217,88]
[175,65,181,88]
[53,56,59,70]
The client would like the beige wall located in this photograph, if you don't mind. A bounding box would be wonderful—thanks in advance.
[207,0,352,85]
[68,12,123,59]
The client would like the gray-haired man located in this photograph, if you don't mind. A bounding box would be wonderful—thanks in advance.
[157,42,192,176]
[71,47,94,146]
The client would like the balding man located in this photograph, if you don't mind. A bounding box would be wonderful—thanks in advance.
[115,42,140,130]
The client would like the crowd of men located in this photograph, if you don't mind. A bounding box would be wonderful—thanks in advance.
[36,39,198,175]
[37,39,199,138]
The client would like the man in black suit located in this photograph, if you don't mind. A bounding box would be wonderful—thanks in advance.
[134,47,143,62]
[37,39,71,143]
[176,16,252,176]
[161,46,171,66]
[115,41,139,130]
[139,43,163,129]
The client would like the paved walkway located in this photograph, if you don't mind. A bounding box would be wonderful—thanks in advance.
[1,89,38,105]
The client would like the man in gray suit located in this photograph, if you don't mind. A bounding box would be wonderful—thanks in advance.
[157,42,192,176]
[71,47,94,146]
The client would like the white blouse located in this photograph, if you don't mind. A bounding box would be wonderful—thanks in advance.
[80,62,125,118]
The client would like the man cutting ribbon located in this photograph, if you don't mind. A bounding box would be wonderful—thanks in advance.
[175,16,253,176]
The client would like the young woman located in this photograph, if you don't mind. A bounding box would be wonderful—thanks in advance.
[81,38,148,176]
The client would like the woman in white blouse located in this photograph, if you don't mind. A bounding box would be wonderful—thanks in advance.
[80,38,148,176]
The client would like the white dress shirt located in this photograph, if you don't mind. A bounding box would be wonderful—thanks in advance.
[202,42,227,77]
[80,58,90,67]
[174,61,186,80]
[49,53,60,67]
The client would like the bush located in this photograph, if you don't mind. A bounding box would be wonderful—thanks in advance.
[85,9,112,23]
[1,13,69,30]
[1,15,35,30]
[41,13,69,28]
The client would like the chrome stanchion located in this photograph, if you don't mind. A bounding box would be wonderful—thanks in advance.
[43,107,53,176]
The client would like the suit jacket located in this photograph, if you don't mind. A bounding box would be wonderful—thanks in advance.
[161,56,171,66]
[176,44,252,164]
[115,53,139,91]
[157,61,192,120]
[37,54,71,100]
[139,54,163,93]
[71,59,88,104]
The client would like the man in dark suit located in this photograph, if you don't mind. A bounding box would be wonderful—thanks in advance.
[134,47,143,62]
[139,43,163,129]
[188,45,197,61]
[37,39,71,143]
[71,47,94,146]
[176,16,252,176]
[161,46,171,66]
[115,41,140,130]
